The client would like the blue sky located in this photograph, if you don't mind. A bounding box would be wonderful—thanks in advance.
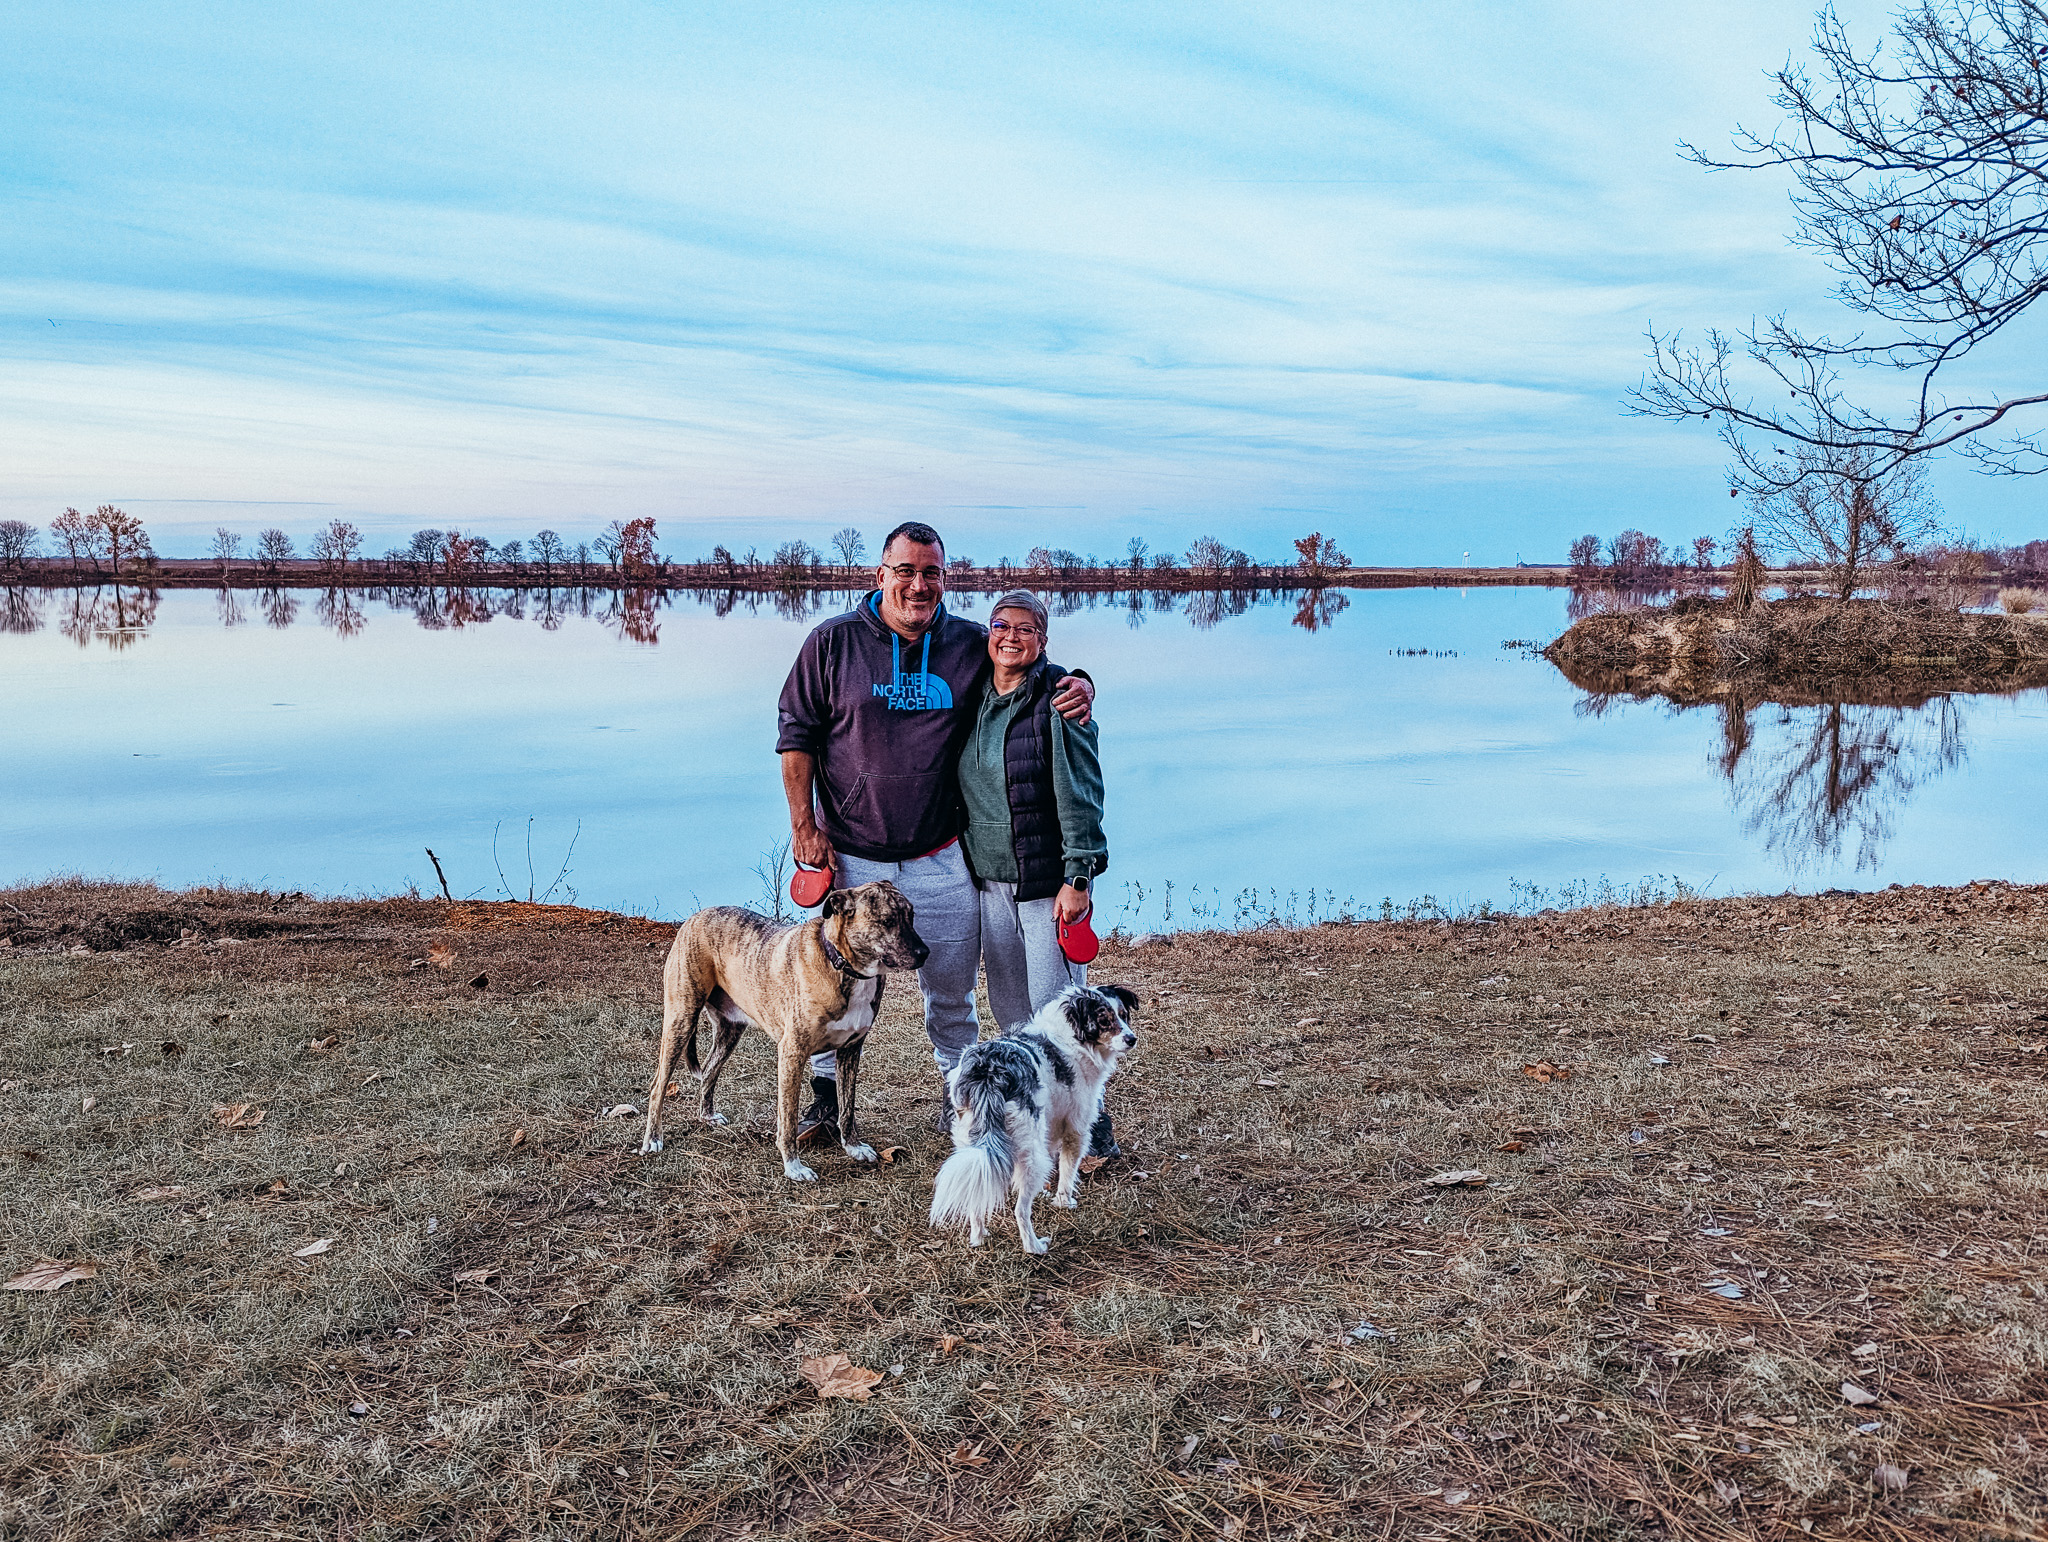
[6,0,2028,564]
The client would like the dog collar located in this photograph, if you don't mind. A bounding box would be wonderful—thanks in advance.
[819,925,875,986]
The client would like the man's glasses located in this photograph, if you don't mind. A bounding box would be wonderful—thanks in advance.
[988,619,1043,638]
[886,565,945,584]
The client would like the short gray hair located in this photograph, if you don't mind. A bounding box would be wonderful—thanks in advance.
[989,590,1049,634]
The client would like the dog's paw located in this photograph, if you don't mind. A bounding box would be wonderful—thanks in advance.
[968,1233,986,1249]
[1052,1194,1079,1209]
[1025,1237,1050,1255]
[699,1111,729,1126]
[639,1135,664,1155]
[782,1159,820,1182]
[843,1142,879,1163]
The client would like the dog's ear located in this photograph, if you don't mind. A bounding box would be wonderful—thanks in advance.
[1060,988,1096,1039]
[821,887,848,918]
[1101,983,1141,1017]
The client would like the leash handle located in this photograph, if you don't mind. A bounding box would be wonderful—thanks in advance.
[790,860,833,910]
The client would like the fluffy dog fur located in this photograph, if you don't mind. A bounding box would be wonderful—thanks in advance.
[929,984,1140,1253]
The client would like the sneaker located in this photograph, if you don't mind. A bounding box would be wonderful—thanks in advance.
[796,1076,838,1144]
[1086,1110,1121,1159]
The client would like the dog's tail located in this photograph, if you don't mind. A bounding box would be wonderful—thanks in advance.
[929,1080,1013,1230]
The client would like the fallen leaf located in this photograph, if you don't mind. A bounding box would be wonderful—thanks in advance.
[1841,1381,1879,1406]
[468,972,488,990]
[348,1400,369,1417]
[1295,1016,1320,1027]
[1462,1378,1482,1396]
[1521,1062,1571,1083]
[800,1353,884,1402]
[453,1267,497,1285]
[427,943,456,969]
[307,1035,339,1054]
[948,1440,989,1467]
[664,1081,682,1098]
[1445,1489,1472,1506]
[211,1102,265,1129]
[603,1104,639,1119]
[1178,1434,1200,1459]
[360,1072,389,1087]
[293,1238,334,1258]
[508,1128,527,1148]
[80,1096,96,1113]
[1852,1341,1880,1359]
[130,1186,187,1202]
[1424,1169,1489,1187]
[936,1334,966,1354]
[1078,1154,1107,1174]
[1495,1140,1525,1153]
[4,1259,99,1292]
[1873,1462,1909,1492]
[877,1146,907,1164]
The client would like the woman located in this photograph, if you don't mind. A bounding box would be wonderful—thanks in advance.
[958,590,1117,1153]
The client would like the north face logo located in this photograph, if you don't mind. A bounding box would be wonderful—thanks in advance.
[873,672,954,711]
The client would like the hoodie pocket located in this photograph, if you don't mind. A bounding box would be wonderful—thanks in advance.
[831,770,950,847]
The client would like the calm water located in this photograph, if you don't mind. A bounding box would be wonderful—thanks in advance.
[5,583,2047,928]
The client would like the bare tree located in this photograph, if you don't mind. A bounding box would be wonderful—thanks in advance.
[1631,0,2048,490]
[308,518,361,575]
[256,528,295,575]
[532,529,564,578]
[405,529,443,577]
[830,526,866,566]
[1292,531,1350,580]
[1567,534,1604,579]
[88,506,149,578]
[1750,446,1942,598]
[0,519,37,569]
[1185,535,1228,572]
[50,507,99,574]
[595,520,629,574]
[1125,536,1149,573]
[211,528,242,576]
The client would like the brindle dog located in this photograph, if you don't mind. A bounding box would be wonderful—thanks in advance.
[640,882,927,1182]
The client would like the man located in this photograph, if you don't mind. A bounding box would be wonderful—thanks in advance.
[776,522,1094,1135]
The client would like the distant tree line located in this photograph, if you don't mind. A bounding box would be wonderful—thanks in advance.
[2,508,1379,590]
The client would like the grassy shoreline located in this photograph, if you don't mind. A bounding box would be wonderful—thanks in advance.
[4,877,2046,1539]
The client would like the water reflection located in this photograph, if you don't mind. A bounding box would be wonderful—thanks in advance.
[51,586,160,650]
[9,580,1421,654]
[1724,696,1967,874]
[1578,684,1978,876]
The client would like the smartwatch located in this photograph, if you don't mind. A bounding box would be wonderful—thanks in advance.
[1068,874,1089,892]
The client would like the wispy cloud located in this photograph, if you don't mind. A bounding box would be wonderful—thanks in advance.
[7,0,1966,562]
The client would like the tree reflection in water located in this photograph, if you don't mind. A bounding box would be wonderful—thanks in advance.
[1291,588,1349,633]
[55,586,160,650]
[260,588,299,630]
[1719,694,1966,873]
[2,586,45,636]
[217,587,246,628]
[315,587,366,638]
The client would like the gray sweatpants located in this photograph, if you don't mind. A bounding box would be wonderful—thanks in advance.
[810,842,982,1081]
[978,879,1085,1031]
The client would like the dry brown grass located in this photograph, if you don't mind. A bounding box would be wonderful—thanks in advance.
[4,876,2047,1540]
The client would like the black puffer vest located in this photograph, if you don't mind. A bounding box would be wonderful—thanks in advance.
[1004,662,1078,903]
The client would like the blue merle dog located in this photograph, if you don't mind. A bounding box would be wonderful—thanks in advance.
[929,984,1140,1253]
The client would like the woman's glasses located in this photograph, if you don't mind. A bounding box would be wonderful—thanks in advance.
[989,619,1043,638]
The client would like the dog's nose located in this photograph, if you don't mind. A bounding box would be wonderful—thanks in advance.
[912,943,930,967]
[1122,1032,1137,1047]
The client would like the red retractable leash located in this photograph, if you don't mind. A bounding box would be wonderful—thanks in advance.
[789,862,833,909]
[1056,903,1099,965]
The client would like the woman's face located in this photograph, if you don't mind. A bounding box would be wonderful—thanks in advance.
[988,606,1045,672]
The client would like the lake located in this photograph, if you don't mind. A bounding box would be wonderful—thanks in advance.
[5,582,2046,929]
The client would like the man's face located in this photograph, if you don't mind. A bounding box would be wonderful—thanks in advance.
[876,539,945,635]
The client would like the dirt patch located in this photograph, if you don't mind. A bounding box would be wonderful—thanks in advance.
[3,877,2046,1539]
[1547,595,2048,707]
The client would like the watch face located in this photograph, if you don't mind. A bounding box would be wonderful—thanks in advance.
[1070,876,1089,891]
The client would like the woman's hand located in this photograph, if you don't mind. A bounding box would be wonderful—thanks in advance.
[1054,883,1090,924]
